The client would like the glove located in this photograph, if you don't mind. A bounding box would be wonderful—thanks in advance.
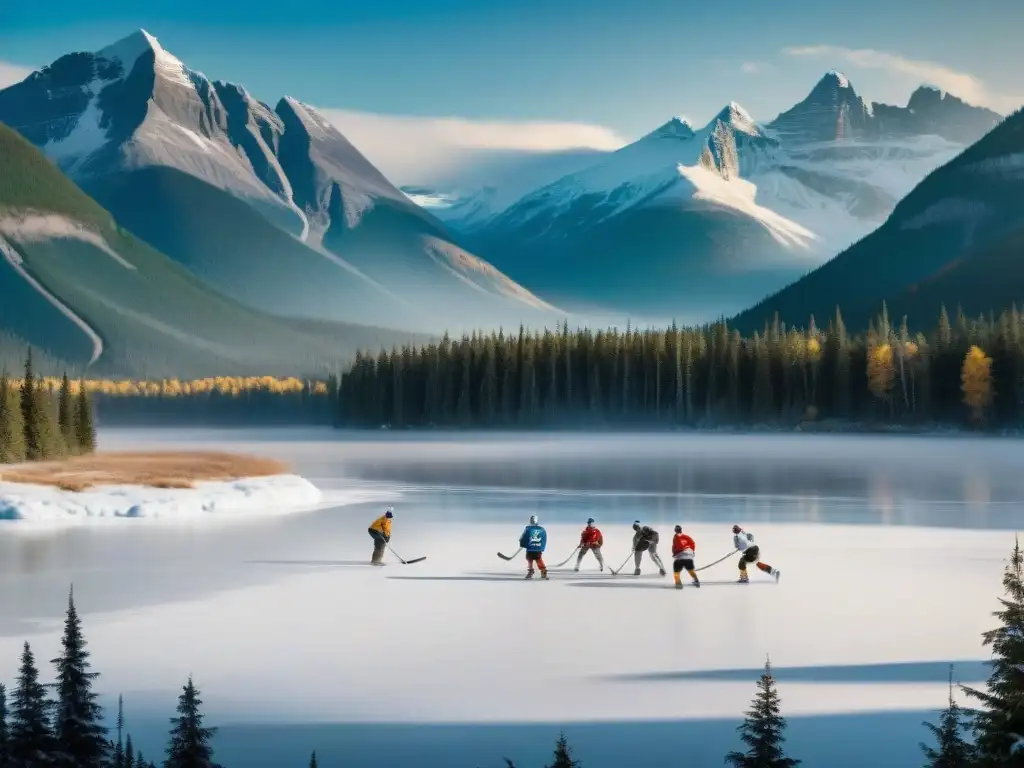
[384,535,390,543]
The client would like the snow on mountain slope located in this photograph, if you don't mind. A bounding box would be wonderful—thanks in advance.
[470,72,1002,319]
[400,147,611,231]
[0,30,559,332]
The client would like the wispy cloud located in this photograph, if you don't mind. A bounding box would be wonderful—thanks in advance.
[740,61,771,75]
[318,108,627,185]
[782,45,1019,113]
[0,62,33,88]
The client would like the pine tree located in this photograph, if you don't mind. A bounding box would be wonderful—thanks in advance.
[963,536,1024,766]
[725,658,800,768]
[58,374,74,450]
[125,735,134,768]
[74,383,95,454]
[545,732,580,768]
[921,665,974,768]
[164,677,218,768]
[9,642,54,765]
[308,751,317,768]
[0,374,25,463]
[52,587,108,767]
[112,696,125,768]
[20,348,42,460]
[0,683,9,768]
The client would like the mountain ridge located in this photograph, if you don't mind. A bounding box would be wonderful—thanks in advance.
[0,29,559,333]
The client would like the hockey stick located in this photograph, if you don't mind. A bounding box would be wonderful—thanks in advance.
[497,548,522,561]
[386,542,426,565]
[552,546,581,568]
[610,550,635,576]
[695,549,739,572]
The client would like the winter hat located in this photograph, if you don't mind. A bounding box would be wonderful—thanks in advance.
[530,515,539,525]
[586,517,595,526]
[632,521,641,531]
[385,508,394,519]
[732,524,741,534]
[674,525,682,534]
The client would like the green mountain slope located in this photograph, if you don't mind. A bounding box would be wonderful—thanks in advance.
[733,108,1024,331]
[0,123,422,377]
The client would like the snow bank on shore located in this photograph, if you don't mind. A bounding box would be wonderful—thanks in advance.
[0,474,324,523]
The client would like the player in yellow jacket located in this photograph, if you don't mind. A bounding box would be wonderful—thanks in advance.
[368,508,394,565]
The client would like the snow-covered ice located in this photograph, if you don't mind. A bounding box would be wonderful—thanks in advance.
[0,474,323,523]
[0,428,1018,767]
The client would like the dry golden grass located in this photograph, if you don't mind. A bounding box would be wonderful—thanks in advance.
[0,451,289,491]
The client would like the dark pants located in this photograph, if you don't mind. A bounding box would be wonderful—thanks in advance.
[526,551,547,572]
[739,546,760,568]
[673,558,695,573]
[369,528,387,563]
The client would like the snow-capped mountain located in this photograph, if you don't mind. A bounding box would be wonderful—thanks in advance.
[0,30,559,332]
[735,102,1024,332]
[464,72,1002,320]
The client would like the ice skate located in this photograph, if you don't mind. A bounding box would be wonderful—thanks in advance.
[541,570,549,580]
[773,569,781,583]
[633,567,641,576]
[738,573,749,584]
[574,567,580,572]
[659,568,666,577]
[675,580,683,590]
[692,578,701,588]
[525,570,534,580]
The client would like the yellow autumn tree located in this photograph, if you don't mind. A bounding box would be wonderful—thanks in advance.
[867,342,895,404]
[961,345,993,422]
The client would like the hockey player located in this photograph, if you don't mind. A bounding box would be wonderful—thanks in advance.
[732,524,781,583]
[631,521,666,576]
[671,525,700,590]
[368,507,393,565]
[519,514,548,580]
[574,517,605,572]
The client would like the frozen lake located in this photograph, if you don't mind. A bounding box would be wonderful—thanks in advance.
[0,429,1019,767]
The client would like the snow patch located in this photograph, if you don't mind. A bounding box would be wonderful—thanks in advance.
[0,474,323,524]
[0,212,136,270]
[44,80,107,172]
[673,165,820,253]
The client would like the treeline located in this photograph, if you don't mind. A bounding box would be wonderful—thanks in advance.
[0,349,95,462]
[335,305,1022,429]
[65,376,335,426]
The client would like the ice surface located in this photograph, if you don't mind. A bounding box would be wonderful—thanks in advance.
[0,474,322,523]
[0,429,1015,767]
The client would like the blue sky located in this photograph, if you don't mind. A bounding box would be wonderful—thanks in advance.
[2,0,1021,183]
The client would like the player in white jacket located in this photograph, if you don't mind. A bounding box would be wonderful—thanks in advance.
[732,525,780,583]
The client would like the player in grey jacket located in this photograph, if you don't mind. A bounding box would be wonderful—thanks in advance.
[631,521,666,576]
[732,525,781,583]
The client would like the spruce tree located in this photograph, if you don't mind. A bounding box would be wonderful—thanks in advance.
[963,536,1024,766]
[52,587,108,767]
[921,665,974,768]
[308,751,317,768]
[58,375,74,450]
[726,658,800,768]
[124,735,134,768]
[20,348,41,460]
[112,696,125,768]
[0,375,25,463]
[546,732,580,768]
[74,383,95,454]
[164,677,218,768]
[9,642,54,765]
[0,683,9,768]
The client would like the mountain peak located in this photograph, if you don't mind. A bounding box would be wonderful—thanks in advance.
[645,116,696,141]
[712,101,759,135]
[96,29,159,67]
[821,69,851,89]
